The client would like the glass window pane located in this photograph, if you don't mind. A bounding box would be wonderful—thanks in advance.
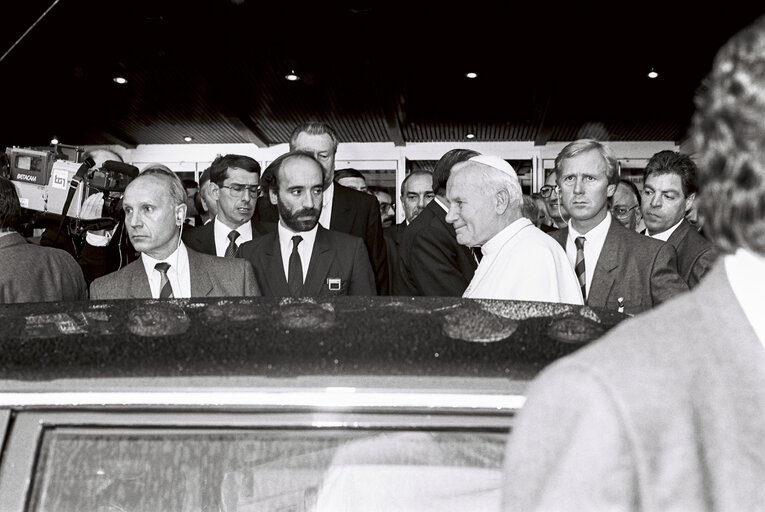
[30,427,507,512]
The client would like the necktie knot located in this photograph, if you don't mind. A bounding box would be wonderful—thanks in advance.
[575,236,586,250]
[154,262,170,274]
[224,230,240,258]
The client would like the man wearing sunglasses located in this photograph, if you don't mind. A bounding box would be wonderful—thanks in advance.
[610,179,644,232]
[538,172,568,229]
[183,154,274,257]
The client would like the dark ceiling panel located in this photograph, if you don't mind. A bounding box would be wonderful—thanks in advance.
[1,2,763,148]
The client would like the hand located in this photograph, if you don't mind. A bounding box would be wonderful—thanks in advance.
[79,192,104,220]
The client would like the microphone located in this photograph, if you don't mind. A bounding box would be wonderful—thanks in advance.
[102,160,139,179]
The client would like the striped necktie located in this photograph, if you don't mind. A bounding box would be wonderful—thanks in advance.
[154,262,174,299]
[575,236,587,302]
[224,230,240,258]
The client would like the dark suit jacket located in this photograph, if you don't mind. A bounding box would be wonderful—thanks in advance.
[89,246,260,299]
[395,200,477,296]
[549,219,687,315]
[181,218,274,256]
[665,218,718,288]
[383,222,406,293]
[254,184,388,295]
[0,232,88,303]
[236,226,375,296]
[503,262,764,511]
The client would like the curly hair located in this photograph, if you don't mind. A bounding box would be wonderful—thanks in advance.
[690,15,765,255]
[0,177,23,231]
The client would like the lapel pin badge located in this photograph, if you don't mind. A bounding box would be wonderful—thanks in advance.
[327,278,342,291]
[617,297,625,314]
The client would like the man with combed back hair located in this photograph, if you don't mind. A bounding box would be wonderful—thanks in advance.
[91,167,259,299]
[503,15,765,511]
[0,177,87,303]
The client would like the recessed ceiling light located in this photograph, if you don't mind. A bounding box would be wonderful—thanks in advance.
[184,136,193,142]
[466,133,476,139]
[113,76,128,85]
[50,136,59,145]
[285,71,300,81]
[465,72,478,79]
[647,68,658,79]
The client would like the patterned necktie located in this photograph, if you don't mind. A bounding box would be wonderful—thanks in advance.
[154,262,174,299]
[575,236,587,302]
[224,230,240,258]
[288,235,303,297]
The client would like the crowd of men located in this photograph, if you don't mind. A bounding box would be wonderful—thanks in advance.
[1,119,718,310]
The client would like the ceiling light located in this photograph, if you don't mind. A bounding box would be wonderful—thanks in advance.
[50,136,59,145]
[285,71,300,81]
[113,76,128,85]
[465,72,478,79]
[466,133,476,139]
[183,136,193,142]
[647,68,658,79]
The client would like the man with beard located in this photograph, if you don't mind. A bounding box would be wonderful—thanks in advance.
[183,154,274,257]
[237,151,375,297]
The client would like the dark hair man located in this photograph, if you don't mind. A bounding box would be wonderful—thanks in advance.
[394,149,480,296]
[641,150,717,287]
[91,167,259,299]
[538,171,568,229]
[274,122,388,294]
[237,151,375,296]
[369,186,395,229]
[0,177,87,303]
[546,139,687,314]
[195,167,217,225]
[182,154,273,258]
[503,15,765,511]
[610,179,643,232]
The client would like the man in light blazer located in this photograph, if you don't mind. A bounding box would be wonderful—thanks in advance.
[546,139,687,315]
[91,167,259,299]
[237,151,375,297]
[503,16,765,511]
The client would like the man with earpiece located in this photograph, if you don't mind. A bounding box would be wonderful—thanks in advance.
[90,167,260,299]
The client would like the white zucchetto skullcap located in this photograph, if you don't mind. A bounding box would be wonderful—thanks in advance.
[468,155,516,177]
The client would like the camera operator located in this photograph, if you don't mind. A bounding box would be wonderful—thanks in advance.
[0,176,87,303]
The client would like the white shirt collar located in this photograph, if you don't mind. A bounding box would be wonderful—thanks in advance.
[725,248,765,345]
[566,213,612,298]
[140,242,191,298]
[319,182,334,229]
[277,221,319,282]
[569,211,611,242]
[213,216,253,257]
[647,218,683,241]
[433,196,448,213]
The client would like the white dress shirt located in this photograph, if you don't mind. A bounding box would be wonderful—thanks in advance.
[318,182,335,229]
[214,217,253,257]
[464,218,584,304]
[646,218,683,241]
[278,222,318,282]
[566,213,612,298]
[725,248,765,345]
[139,242,191,298]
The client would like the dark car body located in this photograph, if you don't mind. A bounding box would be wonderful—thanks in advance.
[0,296,625,511]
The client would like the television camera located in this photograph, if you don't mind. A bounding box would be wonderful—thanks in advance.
[6,145,138,233]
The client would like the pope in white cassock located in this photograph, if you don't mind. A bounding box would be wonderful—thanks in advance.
[445,155,583,304]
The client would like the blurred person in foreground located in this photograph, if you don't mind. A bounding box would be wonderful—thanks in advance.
[503,15,765,511]
[446,156,582,303]
[0,177,87,303]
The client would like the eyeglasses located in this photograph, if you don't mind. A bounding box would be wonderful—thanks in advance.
[539,185,558,198]
[220,183,260,197]
[610,205,639,217]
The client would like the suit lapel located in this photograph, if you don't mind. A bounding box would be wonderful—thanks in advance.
[303,227,334,296]
[128,259,154,298]
[666,218,691,248]
[330,185,354,233]
[188,249,214,297]
[587,221,621,306]
[266,233,290,296]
